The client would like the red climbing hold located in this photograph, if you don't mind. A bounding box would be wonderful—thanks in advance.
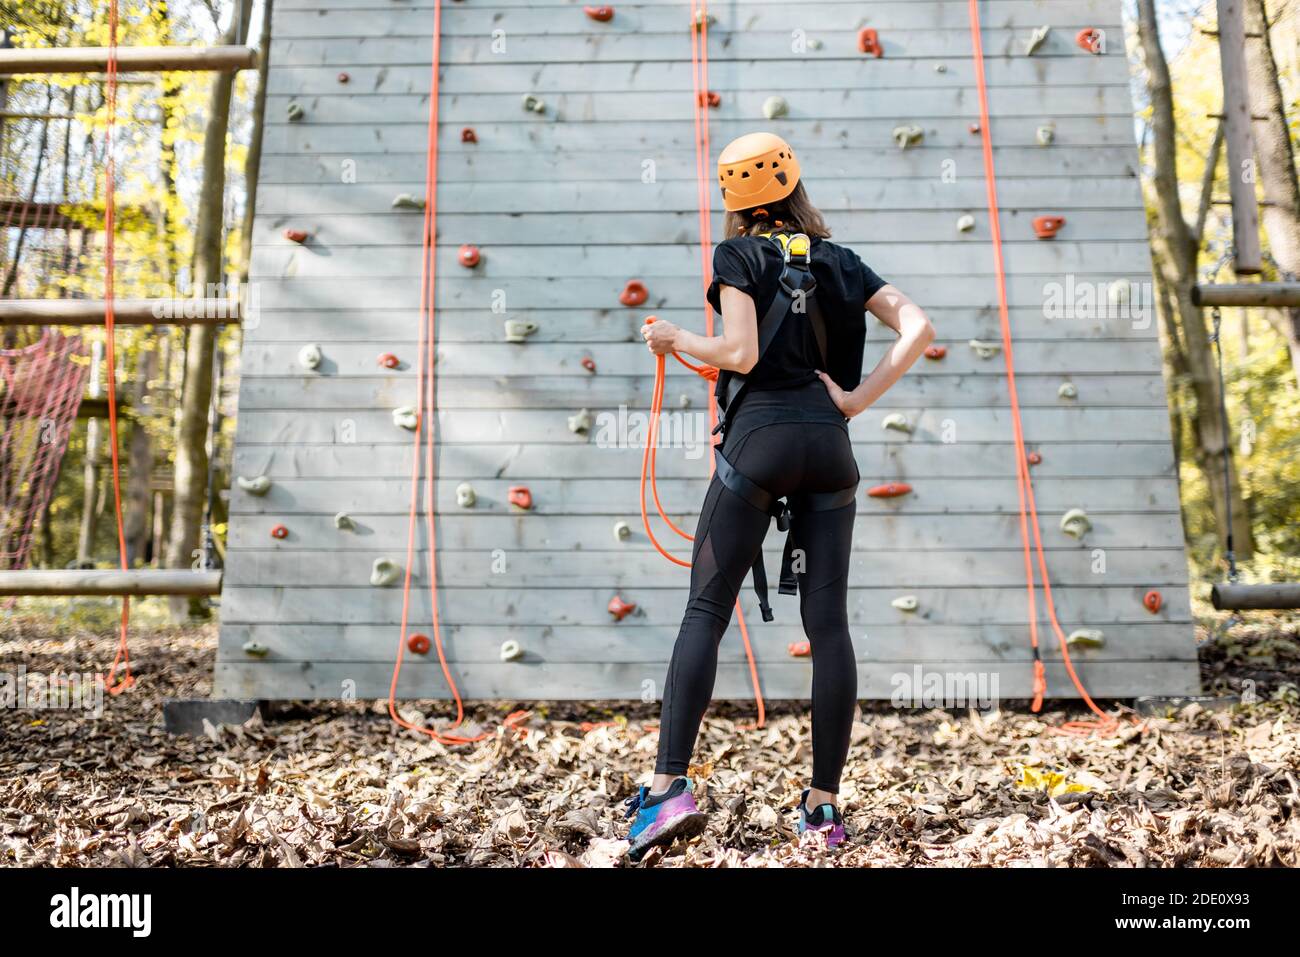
[581,356,597,373]
[1027,451,1043,466]
[283,228,308,243]
[377,352,400,369]
[1143,590,1163,614]
[867,483,912,499]
[1076,27,1104,54]
[1032,215,1066,239]
[697,90,721,108]
[458,244,481,268]
[337,71,350,84]
[858,28,883,57]
[924,344,947,360]
[461,127,477,143]
[788,641,811,658]
[270,524,288,539]
[584,5,614,21]
[407,633,431,655]
[608,594,636,621]
[619,280,648,307]
[508,486,533,510]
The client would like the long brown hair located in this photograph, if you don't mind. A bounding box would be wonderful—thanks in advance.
[723,181,831,240]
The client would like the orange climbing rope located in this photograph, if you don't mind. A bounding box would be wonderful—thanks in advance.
[966,0,1117,735]
[387,0,523,744]
[102,0,133,695]
[636,2,765,727]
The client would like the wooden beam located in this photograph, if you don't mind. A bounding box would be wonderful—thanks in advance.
[0,569,222,596]
[1192,282,1300,307]
[0,46,258,75]
[0,298,239,325]
[1211,582,1300,610]
[1216,0,1263,274]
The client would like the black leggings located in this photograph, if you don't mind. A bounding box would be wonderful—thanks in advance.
[654,413,860,793]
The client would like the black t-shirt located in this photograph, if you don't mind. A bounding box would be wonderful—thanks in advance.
[705,235,888,392]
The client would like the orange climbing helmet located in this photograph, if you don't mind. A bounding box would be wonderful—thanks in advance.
[717,132,801,212]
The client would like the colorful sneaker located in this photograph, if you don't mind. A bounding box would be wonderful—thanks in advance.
[797,789,846,848]
[623,776,709,861]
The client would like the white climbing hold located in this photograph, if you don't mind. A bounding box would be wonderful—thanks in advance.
[391,193,426,211]
[692,9,716,29]
[881,412,912,434]
[892,125,924,149]
[237,475,272,496]
[298,343,323,370]
[334,511,356,531]
[1066,628,1106,649]
[1058,382,1078,399]
[392,406,419,431]
[456,482,477,508]
[613,521,631,541]
[891,595,919,612]
[807,38,823,50]
[522,93,546,114]
[1036,124,1056,146]
[504,319,538,343]
[1107,280,1131,307]
[370,558,402,587]
[762,96,789,120]
[1060,507,1092,539]
[499,640,524,662]
[956,214,976,233]
[286,102,305,121]
[678,394,692,409]
[969,339,1001,359]
[934,63,947,73]
[242,641,269,658]
[1025,25,1051,55]
[568,408,594,435]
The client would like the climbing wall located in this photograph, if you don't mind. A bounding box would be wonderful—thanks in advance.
[216,0,1199,701]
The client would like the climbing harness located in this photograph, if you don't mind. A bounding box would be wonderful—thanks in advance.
[967,0,1117,735]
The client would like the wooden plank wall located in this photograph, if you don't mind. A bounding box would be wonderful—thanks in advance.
[216,0,1200,701]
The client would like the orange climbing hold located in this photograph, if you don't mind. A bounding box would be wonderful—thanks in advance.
[461,127,477,143]
[620,280,648,307]
[867,482,912,499]
[697,90,721,108]
[584,5,614,21]
[608,594,636,621]
[924,344,947,360]
[858,28,883,57]
[581,355,597,373]
[788,641,811,658]
[407,632,431,655]
[1143,590,1163,614]
[1033,215,1066,239]
[1027,451,1043,466]
[377,352,400,369]
[458,244,481,268]
[508,486,533,510]
[270,524,288,539]
[1076,27,1103,54]
[283,228,308,243]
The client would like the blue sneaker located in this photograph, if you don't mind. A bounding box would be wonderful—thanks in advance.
[797,789,846,848]
[623,776,709,860]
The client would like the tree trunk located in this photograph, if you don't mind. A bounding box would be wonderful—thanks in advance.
[1243,0,1300,382]
[163,5,249,618]
[1137,0,1255,561]
[239,0,272,286]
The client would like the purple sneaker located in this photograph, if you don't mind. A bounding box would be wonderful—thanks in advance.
[623,776,709,860]
[797,789,846,848]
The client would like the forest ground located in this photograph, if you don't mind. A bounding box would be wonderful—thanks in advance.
[1,612,1297,867]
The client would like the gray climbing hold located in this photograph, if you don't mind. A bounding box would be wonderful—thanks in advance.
[1066,628,1106,649]
[613,521,631,542]
[763,95,789,120]
[934,63,947,73]
[286,102,305,121]
[1036,124,1056,146]
[237,475,272,496]
[504,319,538,343]
[522,93,546,114]
[807,38,823,50]
[1058,382,1078,399]
[1107,280,1130,307]
[892,125,924,149]
[298,343,323,370]
[956,214,976,233]
[1060,507,1092,539]
[1025,25,1051,55]
[392,406,419,431]
[568,408,594,435]
[970,339,1001,359]
[391,193,426,211]
[692,10,716,28]
[334,511,356,531]
[456,482,477,508]
[678,394,692,409]
[881,412,912,434]
[370,558,402,587]
[891,595,919,612]
[499,640,524,662]
[242,641,269,658]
